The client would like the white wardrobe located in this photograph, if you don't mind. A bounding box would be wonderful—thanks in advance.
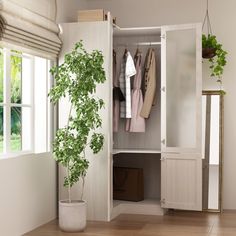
[58,13,202,221]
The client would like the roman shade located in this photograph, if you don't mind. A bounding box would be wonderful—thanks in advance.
[0,0,62,59]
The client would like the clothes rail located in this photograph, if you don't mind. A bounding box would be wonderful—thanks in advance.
[113,24,161,31]
[114,42,161,47]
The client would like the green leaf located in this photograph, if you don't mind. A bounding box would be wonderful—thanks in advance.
[48,40,106,190]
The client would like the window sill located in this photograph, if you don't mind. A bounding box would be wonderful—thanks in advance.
[0,151,51,160]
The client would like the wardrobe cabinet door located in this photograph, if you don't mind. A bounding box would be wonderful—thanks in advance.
[161,23,202,154]
[58,20,113,221]
[161,153,202,211]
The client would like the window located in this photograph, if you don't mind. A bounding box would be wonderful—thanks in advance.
[0,47,53,156]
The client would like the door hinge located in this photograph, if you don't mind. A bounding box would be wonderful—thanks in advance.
[161,86,166,92]
[160,34,166,39]
[160,198,166,205]
[160,157,166,161]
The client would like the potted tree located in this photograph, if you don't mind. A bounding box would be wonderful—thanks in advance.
[49,41,106,232]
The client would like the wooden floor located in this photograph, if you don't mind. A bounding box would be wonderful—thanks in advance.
[25,211,236,236]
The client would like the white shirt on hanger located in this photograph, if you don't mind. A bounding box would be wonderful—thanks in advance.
[125,51,136,118]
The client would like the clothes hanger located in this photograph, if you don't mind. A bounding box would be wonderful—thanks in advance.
[136,42,141,53]
[124,44,128,55]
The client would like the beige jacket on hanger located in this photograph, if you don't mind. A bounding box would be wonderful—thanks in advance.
[140,48,156,118]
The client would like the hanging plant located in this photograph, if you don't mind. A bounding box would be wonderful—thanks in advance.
[202,34,227,79]
[202,34,216,59]
[202,0,228,90]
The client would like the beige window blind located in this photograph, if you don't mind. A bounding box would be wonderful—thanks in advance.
[0,0,61,59]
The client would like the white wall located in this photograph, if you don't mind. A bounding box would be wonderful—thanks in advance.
[56,0,87,23]
[57,0,236,210]
[0,153,56,236]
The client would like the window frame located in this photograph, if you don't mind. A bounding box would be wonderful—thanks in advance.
[0,47,54,157]
[0,48,34,154]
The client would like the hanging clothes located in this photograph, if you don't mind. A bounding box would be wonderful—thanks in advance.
[113,50,124,132]
[119,51,127,118]
[126,50,145,132]
[140,48,157,118]
[113,52,125,102]
[120,50,136,119]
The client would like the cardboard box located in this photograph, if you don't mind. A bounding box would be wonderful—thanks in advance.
[78,9,106,22]
[78,9,116,24]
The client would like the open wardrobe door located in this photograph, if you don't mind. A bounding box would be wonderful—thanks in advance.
[161,24,202,211]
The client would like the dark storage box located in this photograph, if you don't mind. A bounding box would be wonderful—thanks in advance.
[113,167,144,202]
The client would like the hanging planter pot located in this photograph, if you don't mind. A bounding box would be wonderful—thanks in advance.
[202,34,217,59]
[202,34,227,78]
[202,1,217,59]
[202,0,227,80]
[202,47,216,59]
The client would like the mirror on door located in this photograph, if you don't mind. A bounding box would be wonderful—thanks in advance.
[202,91,224,212]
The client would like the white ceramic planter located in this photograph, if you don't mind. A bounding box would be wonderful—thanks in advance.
[59,200,86,232]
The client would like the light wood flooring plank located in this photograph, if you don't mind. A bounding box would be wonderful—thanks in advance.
[25,211,236,236]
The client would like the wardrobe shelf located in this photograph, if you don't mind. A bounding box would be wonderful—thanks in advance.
[113,26,161,37]
[112,149,161,155]
[111,198,164,219]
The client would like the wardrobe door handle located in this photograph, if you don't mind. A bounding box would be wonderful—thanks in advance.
[161,139,165,145]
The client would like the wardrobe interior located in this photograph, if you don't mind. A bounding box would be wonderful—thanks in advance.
[112,27,163,217]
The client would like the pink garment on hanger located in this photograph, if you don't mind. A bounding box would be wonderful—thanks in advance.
[126,52,145,132]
